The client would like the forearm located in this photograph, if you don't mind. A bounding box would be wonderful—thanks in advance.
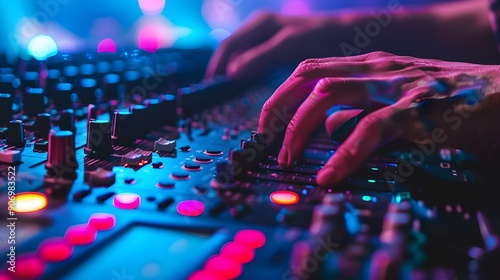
[317,0,500,64]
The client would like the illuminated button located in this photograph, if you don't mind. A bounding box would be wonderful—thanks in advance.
[157,179,175,189]
[38,237,73,262]
[204,255,242,279]
[194,155,212,163]
[188,270,222,280]
[204,149,223,156]
[65,224,97,245]
[270,191,299,205]
[220,242,255,263]
[183,162,201,171]
[15,254,46,279]
[88,213,116,231]
[177,200,204,217]
[234,229,266,249]
[113,193,141,210]
[12,192,47,213]
[171,171,190,180]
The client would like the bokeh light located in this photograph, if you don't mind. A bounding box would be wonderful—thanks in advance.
[282,0,311,15]
[27,34,58,60]
[138,0,166,15]
[138,25,162,53]
[134,15,191,52]
[97,38,117,53]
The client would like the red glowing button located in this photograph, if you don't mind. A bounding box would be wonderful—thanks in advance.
[38,237,73,262]
[65,224,97,245]
[220,242,255,263]
[113,193,141,210]
[15,254,46,279]
[88,213,116,231]
[12,192,47,213]
[270,191,299,205]
[204,255,242,279]
[188,270,223,280]
[177,200,205,217]
[234,229,266,249]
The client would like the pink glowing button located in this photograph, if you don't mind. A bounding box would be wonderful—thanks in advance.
[138,0,166,15]
[220,242,255,263]
[177,200,205,217]
[88,213,116,231]
[97,38,117,53]
[138,26,161,53]
[38,237,73,262]
[233,229,266,249]
[113,193,141,210]
[15,254,46,279]
[204,255,242,279]
[65,224,97,245]
[270,191,299,205]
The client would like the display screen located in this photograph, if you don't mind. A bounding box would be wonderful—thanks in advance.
[62,225,215,280]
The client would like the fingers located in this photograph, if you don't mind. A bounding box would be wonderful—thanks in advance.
[278,76,411,168]
[204,12,281,80]
[316,102,417,187]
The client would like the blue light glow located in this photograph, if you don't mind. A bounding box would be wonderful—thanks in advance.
[27,35,58,61]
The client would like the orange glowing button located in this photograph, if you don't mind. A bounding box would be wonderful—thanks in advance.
[12,192,48,213]
[270,191,299,205]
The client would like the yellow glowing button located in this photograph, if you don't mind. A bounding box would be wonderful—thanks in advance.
[270,191,299,205]
[12,192,48,213]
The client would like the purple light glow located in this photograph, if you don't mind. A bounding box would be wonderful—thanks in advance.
[138,0,166,15]
[282,0,311,15]
[97,38,117,53]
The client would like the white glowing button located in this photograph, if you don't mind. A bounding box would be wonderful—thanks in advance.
[13,192,48,213]
[113,193,141,210]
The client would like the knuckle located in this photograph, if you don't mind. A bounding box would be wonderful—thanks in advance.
[367,51,394,60]
[285,117,299,135]
[252,10,276,23]
[261,99,273,115]
[294,59,320,76]
[316,78,334,93]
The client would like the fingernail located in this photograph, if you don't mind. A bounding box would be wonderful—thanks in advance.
[316,167,338,187]
[278,146,288,167]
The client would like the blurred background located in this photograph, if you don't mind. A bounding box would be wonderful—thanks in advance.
[0,0,454,63]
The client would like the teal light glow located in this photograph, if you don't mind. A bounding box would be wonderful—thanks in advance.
[371,167,379,171]
[362,195,371,202]
[367,179,376,183]
[27,35,58,61]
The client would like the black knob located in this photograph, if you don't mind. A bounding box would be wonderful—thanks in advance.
[102,73,121,100]
[78,78,97,106]
[24,88,45,117]
[85,120,113,158]
[0,93,13,126]
[45,130,77,182]
[129,104,148,138]
[112,110,135,145]
[34,113,51,138]
[59,109,75,134]
[54,83,74,111]
[7,120,26,147]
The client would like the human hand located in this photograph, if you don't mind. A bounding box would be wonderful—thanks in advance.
[257,51,500,187]
[204,11,339,81]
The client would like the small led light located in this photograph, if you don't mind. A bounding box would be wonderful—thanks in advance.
[270,191,299,205]
[367,179,376,183]
[362,195,372,202]
[177,200,205,217]
[371,167,379,171]
[12,192,48,213]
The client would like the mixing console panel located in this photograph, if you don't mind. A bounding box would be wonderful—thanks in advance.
[0,49,499,280]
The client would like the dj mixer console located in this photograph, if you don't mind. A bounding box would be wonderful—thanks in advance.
[0,49,499,280]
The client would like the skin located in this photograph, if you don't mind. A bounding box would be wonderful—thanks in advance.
[205,0,500,187]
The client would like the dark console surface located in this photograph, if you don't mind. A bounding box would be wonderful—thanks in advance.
[0,49,499,280]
